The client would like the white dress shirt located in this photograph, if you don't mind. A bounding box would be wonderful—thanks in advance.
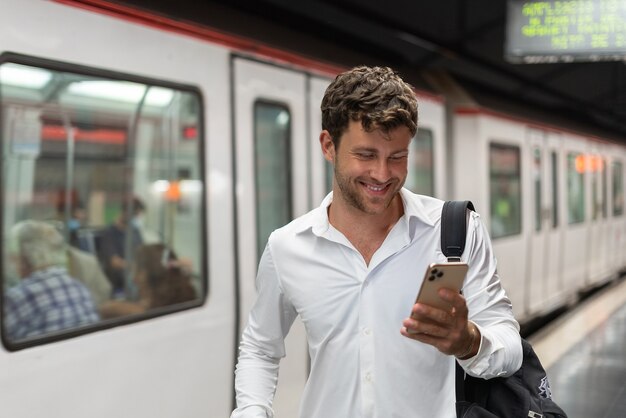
[232,189,522,418]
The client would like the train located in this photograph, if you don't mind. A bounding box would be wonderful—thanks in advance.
[1,1,625,417]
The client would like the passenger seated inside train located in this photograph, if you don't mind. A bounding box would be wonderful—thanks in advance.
[99,243,196,318]
[66,244,112,307]
[98,197,145,299]
[3,220,100,341]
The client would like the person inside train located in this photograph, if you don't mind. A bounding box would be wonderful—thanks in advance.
[66,242,112,308]
[66,203,88,250]
[52,198,112,305]
[231,66,523,417]
[98,196,145,299]
[98,243,195,318]
[3,220,99,341]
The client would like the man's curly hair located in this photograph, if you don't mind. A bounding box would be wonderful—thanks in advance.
[321,66,418,148]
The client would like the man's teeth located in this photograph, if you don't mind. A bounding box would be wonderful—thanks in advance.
[366,184,385,191]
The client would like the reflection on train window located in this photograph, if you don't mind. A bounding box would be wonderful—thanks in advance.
[254,101,292,261]
[489,143,521,239]
[532,147,542,231]
[613,161,624,216]
[567,153,585,224]
[1,60,205,346]
[405,128,434,196]
[551,151,559,228]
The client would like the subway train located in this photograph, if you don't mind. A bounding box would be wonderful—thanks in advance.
[1,1,625,417]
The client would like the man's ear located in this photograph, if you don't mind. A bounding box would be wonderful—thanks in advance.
[319,130,335,163]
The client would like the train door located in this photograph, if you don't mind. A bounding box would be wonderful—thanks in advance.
[561,136,589,295]
[526,129,565,314]
[544,133,566,308]
[405,96,446,199]
[309,76,333,205]
[608,151,626,272]
[233,57,308,417]
[587,144,610,286]
[526,129,550,314]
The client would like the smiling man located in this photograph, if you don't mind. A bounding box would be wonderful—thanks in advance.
[232,66,522,418]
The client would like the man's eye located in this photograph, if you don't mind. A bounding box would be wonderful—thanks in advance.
[390,155,408,161]
[357,153,375,159]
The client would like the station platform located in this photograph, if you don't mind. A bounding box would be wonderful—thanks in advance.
[528,277,626,418]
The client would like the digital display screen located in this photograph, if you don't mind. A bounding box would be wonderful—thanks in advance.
[505,0,626,63]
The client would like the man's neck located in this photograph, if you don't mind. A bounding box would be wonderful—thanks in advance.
[328,193,404,264]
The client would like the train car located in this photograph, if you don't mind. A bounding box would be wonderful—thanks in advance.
[0,1,624,418]
[450,102,626,322]
[0,1,445,417]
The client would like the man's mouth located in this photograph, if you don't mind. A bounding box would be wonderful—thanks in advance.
[361,182,390,193]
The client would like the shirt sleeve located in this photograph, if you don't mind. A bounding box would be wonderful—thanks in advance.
[231,240,298,418]
[457,211,523,379]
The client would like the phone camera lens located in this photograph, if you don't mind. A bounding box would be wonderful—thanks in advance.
[437,271,444,277]
[428,275,436,281]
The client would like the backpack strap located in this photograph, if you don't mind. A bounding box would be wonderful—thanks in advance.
[441,200,475,407]
[441,200,475,262]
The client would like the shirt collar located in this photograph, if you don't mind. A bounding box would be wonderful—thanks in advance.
[296,188,436,238]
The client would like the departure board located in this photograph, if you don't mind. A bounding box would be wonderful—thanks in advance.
[505,0,626,63]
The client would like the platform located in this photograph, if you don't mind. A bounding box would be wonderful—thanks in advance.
[528,278,626,418]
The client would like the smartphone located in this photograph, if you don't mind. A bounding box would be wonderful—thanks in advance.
[412,262,468,312]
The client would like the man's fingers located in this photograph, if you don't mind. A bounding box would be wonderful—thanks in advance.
[402,318,449,338]
[411,303,452,326]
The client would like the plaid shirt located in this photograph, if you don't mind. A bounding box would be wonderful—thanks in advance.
[4,266,100,340]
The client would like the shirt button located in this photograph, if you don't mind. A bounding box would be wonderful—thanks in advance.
[363,328,371,336]
[365,372,372,382]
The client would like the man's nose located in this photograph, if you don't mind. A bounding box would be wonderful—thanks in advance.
[370,158,391,181]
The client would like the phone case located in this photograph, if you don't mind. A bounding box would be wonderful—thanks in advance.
[413,262,468,311]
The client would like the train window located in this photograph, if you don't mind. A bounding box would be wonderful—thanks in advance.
[567,153,585,224]
[592,166,599,221]
[489,143,521,239]
[325,160,333,194]
[551,151,559,228]
[0,58,205,348]
[254,101,292,261]
[591,157,608,221]
[405,128,434,196]
[532,147,542,231]
[601,158,608,218]
[613,161,624,217]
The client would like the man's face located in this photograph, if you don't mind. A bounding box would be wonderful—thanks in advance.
[323,120,411,216]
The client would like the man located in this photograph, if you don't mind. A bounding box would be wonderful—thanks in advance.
[232,66,522,417]
[4,220,99,341]
[98,197,145,298]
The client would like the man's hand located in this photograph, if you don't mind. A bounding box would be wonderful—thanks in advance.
[400,287,479,359]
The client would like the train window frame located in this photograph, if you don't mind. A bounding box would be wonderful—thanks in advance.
[252,99,293,262]
[0,53,208,351]
[488,142,522,239]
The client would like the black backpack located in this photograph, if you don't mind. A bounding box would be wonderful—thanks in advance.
[441,200,568,418]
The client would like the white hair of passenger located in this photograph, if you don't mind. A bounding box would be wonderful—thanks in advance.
[10,220,66,270]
